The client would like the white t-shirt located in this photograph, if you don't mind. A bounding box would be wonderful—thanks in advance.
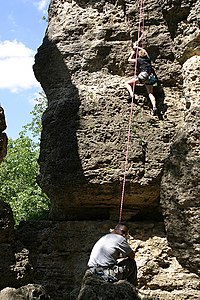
[88,233,132,267]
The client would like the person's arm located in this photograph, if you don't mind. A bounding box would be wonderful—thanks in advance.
[118,236,136,260]
[132,34,144,49]
[128,250,135,260]
[128,50,136,63]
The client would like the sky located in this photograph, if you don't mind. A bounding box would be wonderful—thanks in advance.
[0,0,50,139]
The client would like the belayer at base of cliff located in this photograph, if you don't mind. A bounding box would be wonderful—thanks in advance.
[87,222,137,285]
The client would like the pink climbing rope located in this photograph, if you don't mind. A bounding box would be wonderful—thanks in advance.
[119,0,145,223]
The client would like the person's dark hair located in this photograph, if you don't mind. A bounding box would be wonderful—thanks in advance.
[115,221,129,230]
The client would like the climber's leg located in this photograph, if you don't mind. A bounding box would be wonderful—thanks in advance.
[125,77,139,98]
[145,84,157,114]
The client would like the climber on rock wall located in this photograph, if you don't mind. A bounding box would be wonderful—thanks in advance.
[87,222,137,285]
[125,39,158,116]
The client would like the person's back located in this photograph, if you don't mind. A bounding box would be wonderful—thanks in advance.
[137,56,152,75]
[86,223,137,285]
[88,233,132,268]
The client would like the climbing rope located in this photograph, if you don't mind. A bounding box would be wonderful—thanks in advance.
[141,0,145,48]
[119,0,145,223]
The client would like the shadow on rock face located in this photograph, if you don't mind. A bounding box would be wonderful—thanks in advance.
[33,37,87,206]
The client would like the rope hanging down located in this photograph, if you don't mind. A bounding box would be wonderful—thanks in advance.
[119,0,145,223]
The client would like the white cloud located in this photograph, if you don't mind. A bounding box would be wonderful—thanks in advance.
[36,0,49,12]
[0,40,39,93]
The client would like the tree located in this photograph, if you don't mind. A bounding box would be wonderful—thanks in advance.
[23,91,47,142]
[0,92,50,225]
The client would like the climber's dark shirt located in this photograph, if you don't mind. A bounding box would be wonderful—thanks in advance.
[137,56,152,74]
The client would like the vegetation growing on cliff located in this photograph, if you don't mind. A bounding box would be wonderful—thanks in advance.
[0,92,50,224]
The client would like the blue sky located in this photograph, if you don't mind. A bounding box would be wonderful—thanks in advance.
[0,0,50,139]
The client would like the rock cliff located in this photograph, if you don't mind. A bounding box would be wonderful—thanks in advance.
[161,107,200,276]
[0,107,7,164]
[16,220,200,299]
[0,0,199,299]
[33,0,199,223]
[33,0,200,297]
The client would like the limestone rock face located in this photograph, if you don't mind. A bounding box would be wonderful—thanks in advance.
[33,0,199,221]
[182,55,200,108]
[16,220,200,300]
[160,107,200,276]
[0,107,7,164]
[0,201,32,291]
[31,0,200,298]
[0,284,52,300]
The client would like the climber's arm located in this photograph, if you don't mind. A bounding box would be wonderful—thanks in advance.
[132,34,144,49]
[128,51,136,63]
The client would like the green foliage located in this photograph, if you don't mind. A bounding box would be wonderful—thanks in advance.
[42,15,48,22]
[0,92,50,225]
[23,91,47,142]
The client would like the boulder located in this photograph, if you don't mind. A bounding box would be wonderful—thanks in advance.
[0,284,52,300]
[77,271,148,300]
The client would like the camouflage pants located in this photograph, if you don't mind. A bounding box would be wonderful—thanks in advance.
[89,258,137,285]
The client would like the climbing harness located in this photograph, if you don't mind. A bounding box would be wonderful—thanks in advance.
[119,0,145,223]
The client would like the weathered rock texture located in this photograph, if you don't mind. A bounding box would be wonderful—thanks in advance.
[0,201,32,291]
[34,0,186,220]
[0,284,52,300]
[16,221,200,299]
[0,107,7,164]
[0,202,55,300]
[77,275,140,300]
[1,0,199,299]
[31,0,200,298]
[160,107,200,275]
